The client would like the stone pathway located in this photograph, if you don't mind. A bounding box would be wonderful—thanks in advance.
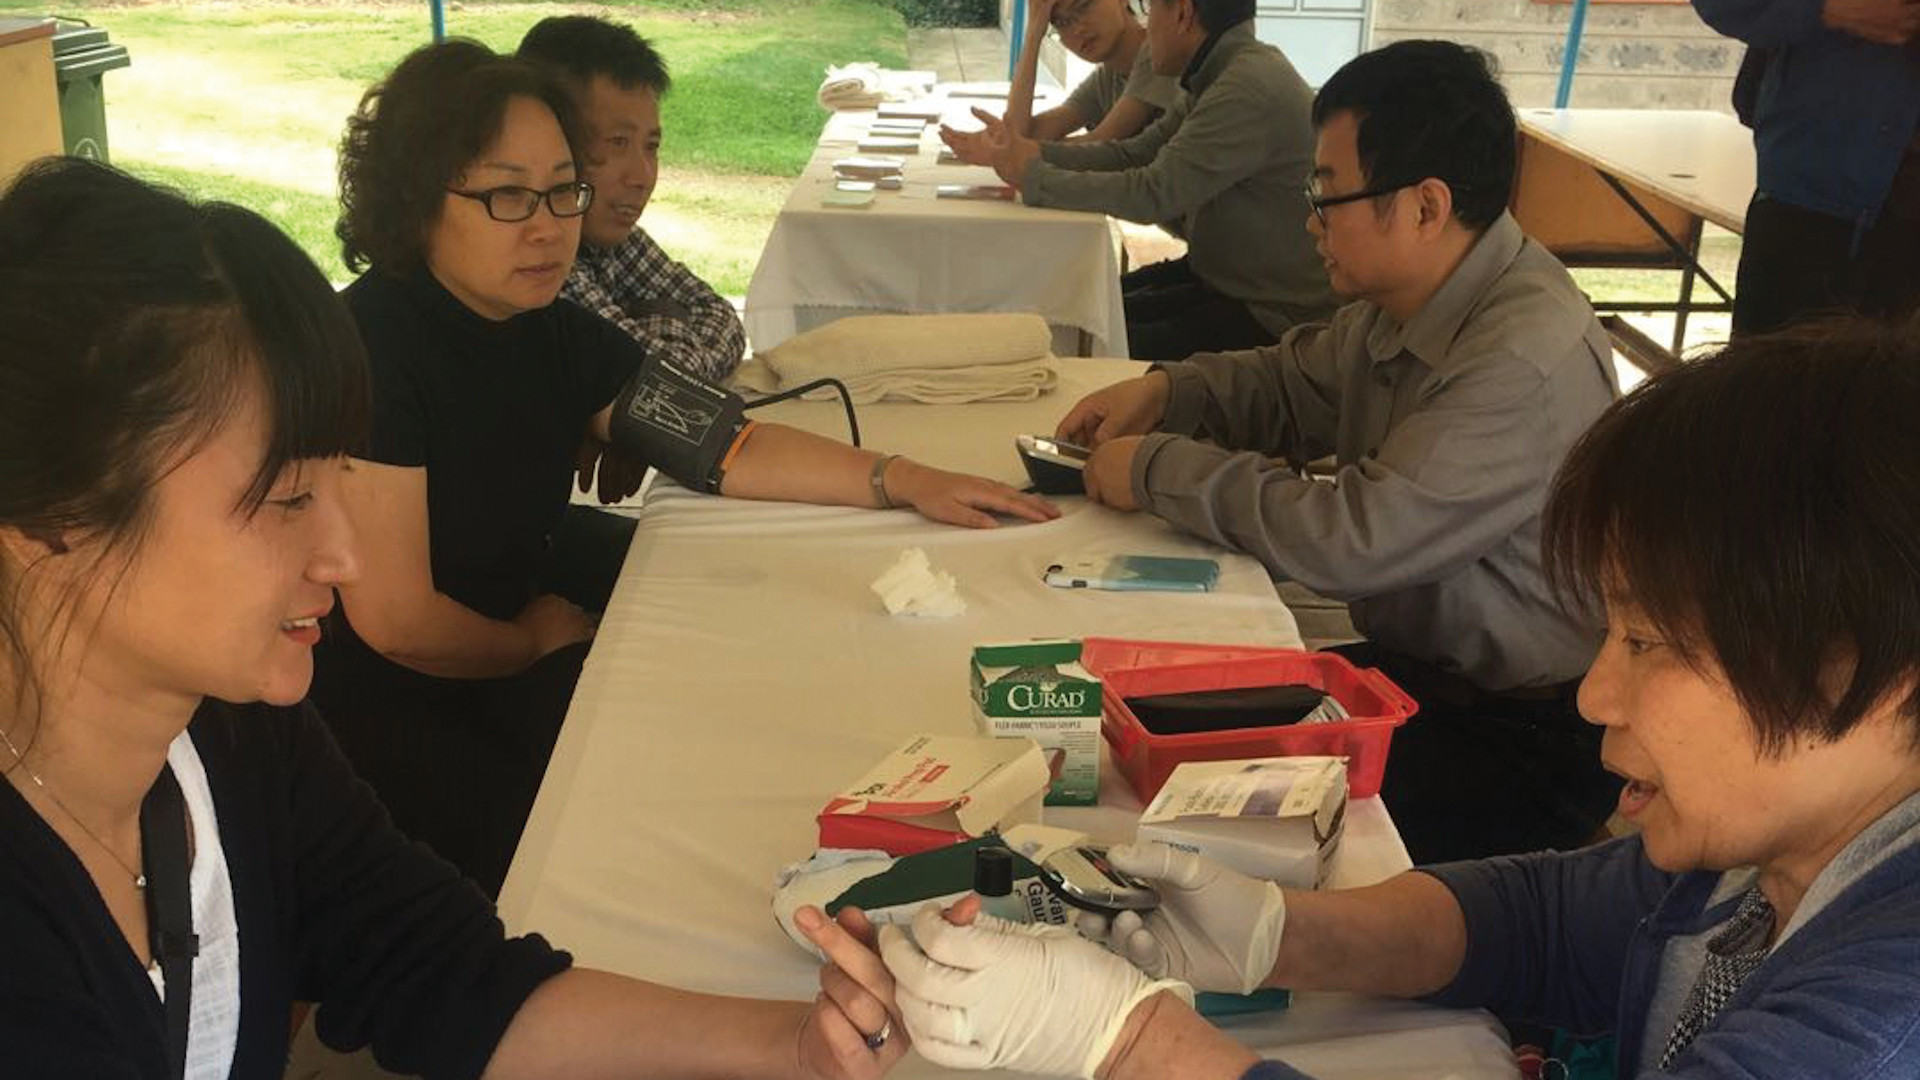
[905,26,1010,83]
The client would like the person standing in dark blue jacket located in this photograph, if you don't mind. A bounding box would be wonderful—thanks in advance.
[867,316,1920,1080]
[1692,0,1920,334]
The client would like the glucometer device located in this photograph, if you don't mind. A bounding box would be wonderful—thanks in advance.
[1035,845,1160,916]
[1016,434,1092,495]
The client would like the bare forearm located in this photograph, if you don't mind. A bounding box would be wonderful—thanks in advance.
[483,969,808,1080]
[1005,24,1047,135]
[1266,872,1467,997]
[687,422,1058,529]
[717,423,889,507]
[350,589,536,679]
[1102,992,1258,1080]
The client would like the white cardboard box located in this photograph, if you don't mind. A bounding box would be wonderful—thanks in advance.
[1136,756,1347,889]
[817,734,1048,853]
[970,640,1101,806]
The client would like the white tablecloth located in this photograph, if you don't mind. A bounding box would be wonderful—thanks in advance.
[500,363,1518,1080]
[744,99,1129,357]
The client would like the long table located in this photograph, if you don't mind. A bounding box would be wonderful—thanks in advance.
[1513,108,1755,368]
[743,97,1130,358]
[496,360,1519,1080]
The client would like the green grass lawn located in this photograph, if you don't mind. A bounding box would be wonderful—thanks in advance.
[1570,229,1741,362]
[8,0,907,292]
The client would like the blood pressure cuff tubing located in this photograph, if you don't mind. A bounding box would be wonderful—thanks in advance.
[607,360,753,494]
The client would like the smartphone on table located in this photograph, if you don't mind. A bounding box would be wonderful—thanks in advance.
[1042,555,1221,593]
[1016,433,1091,494]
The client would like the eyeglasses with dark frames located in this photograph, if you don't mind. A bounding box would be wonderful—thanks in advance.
[445,181,595,223]
[1303,176,1422,226]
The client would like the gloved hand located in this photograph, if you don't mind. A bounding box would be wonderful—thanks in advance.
[1075,843,1287,995]
[879,903,1190,1078]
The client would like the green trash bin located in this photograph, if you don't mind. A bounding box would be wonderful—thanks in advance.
[51,18,130,162]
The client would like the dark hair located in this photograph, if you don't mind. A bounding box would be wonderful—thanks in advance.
[517,16,671,95]
[337,39,584,273]
[1151,0,1253,36]
[1544,318,1920,753]
[0,157,368,716]
[1311,40,1516,230]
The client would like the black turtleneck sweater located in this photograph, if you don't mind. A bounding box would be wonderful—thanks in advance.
[338,269,645,621]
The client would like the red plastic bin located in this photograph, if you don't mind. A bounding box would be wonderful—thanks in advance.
[1080,638,1418,802]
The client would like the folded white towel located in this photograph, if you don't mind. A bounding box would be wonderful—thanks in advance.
[818,64,939,110]
[736,313,1059,404]
[819,63,884,110]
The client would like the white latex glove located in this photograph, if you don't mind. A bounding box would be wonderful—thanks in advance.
[1074,843,1287,995]
[879,903,1191,1078]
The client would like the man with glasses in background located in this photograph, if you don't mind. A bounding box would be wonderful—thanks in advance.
[944,0,1335,361]
[1053,41,1624,863]
[984,0,1178,147]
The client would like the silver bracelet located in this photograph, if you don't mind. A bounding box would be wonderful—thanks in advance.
[870,454,899,509]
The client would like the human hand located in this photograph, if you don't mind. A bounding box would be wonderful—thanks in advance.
[514,594,596,660]
[938,123,1001,167]
[964,107,1043,187]
[880,902,1190,1078]
[1822,0,1920,45]
[575,436,650,504]
[1073,843,1286,995]
[1081,437,1144,511]
[885,458,1061,528]
[1055,372,1171,447]
[795,905,912,1080]
[1026,0,1058,38]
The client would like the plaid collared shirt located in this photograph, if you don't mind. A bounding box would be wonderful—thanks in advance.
[562,226,747,382]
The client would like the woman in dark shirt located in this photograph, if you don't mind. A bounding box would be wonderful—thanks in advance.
[0,157,902,1079]
[315,41,1057,895]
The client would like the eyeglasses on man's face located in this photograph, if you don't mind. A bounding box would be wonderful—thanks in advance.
[1303,175,1420,227]
[445,181,595,223]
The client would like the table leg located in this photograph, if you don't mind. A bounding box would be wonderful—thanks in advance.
[1672,215,1705,356]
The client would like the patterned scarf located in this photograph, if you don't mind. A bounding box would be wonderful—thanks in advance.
[1659,886,1777,1069]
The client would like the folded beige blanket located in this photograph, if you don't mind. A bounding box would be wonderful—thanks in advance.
[736,314,1059,404]
[818,64,884,110]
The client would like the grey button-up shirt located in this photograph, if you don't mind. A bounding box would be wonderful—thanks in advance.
[1131,213,1619,690]
[1021,22,1336,336]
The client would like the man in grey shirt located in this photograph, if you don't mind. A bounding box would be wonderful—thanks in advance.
[1058,41,1623,862]
[944,0,1335,362]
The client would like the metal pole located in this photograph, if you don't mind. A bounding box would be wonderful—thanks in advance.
[1008,0,1026,79]
[1555,0,1589,108]
[430,0,446,42]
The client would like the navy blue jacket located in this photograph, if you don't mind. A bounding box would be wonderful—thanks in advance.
[1243,835,1920,1079]
[1427,836,1920,1076]
[1693,0,1920,228]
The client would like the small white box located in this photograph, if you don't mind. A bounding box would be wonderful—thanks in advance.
[1136,756,1347,888]
[971,640,1100,806]
[817,734,1049,854]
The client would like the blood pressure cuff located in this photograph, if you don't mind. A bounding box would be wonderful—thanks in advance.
[607,360,752,494]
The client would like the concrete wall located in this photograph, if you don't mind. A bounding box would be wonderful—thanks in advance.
[1370,0,1743,112]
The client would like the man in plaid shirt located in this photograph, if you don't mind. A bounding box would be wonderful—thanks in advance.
[520,16,747,383]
